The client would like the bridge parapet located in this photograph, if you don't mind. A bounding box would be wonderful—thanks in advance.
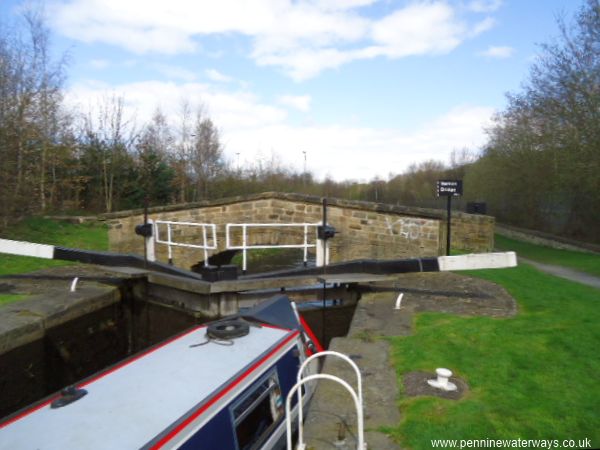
[103,192,494,271]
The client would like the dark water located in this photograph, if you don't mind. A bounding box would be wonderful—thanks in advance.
[300,303,357,349]
[235,248,316,274]
[0,293,198,420]
[235,248,357,348]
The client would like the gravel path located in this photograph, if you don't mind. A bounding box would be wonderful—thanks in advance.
[518,257,600,290]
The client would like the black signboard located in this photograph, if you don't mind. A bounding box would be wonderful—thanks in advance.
[436,180,463,197]
[436,179,463,256]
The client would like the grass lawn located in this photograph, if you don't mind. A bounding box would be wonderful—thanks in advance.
[386,263,600,449]
[495,234,600,278]
[0,294,28,306]
[0,217,108,276]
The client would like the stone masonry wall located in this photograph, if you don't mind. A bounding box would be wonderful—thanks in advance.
[104,193,494,271]
[448,212,496,253]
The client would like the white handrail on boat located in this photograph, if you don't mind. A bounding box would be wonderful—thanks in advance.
[290,302,314,352]
[153,220,217,266]
[285,374,366,450]
[295,351,364,446]
[225,223,319,272]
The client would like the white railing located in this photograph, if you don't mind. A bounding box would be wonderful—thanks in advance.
[288,351,365,450]
[225,223,319,272]
[285,368,366,450]
[153,220,217,266]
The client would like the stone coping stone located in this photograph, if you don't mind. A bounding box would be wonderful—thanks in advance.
[42,215,99,224]
[147,272,399,295]
[0,267,124,356]
[99,191,494,222]
[496,224,600,254]
[0,284,120,355]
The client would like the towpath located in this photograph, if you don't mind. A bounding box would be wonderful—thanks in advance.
[302,272,517,450]
[518,257,600,290]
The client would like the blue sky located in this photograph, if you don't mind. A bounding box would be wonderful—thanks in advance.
[1,0,581,181]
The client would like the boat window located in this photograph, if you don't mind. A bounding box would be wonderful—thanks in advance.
[233,373,282,450]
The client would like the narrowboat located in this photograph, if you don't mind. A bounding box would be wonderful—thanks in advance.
[0,295,323,450]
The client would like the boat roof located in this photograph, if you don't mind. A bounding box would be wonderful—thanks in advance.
[239,294,301,331]
[0,323,298,450]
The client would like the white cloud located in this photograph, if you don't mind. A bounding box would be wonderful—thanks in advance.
[153,64,198,81]
[471,16,495,36]
[89,59,110,69]
[467,0,503,13]
[370,2,465,57]
[205,69,233,83]
[65,80,493,181]
[310,0,377,11]
[61,21,197,54]
[254,47,358,81]
[278,95,312,112]
[479,45,514,58]
[49,0,498,80]
[65,79,287,131]
[252,1,495,80]
[226,104,493,180]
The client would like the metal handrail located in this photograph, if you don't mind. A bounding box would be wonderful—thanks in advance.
[225,223,319,272]
[153,220,217,266]
[285,374,366,450]
[296,351,363,446]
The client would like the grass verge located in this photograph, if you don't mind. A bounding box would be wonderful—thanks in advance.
[386,263,600,449]
[0,217,108,276]
[495,234,600,277]
[0,294,28,306]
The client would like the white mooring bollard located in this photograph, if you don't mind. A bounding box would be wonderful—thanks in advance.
[70,277,79,293]
[394,293,404,310]
[427,368,457,392]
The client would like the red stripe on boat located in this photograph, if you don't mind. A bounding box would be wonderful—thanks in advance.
[150,330,300,449]
[299,315,324,353]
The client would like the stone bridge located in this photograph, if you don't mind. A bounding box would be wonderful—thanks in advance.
[104,192,494,271]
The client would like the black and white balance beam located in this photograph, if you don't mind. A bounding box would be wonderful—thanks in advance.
[243,251,518,279]
[437,252,517,271]
[0,237,517,280]
[0,238,205,280]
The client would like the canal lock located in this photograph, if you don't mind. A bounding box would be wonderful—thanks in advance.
[0,268,360,420]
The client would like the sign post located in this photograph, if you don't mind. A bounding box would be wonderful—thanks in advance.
[436,180,463,256]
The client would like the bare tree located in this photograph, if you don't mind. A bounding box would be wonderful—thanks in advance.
[135,107,174,204]
[172,100,194,203]
[190,109,224,201]
[80,94,137,212]
[465,0,600,240]
[0,6,69,222]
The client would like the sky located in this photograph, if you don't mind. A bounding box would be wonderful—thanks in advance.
[1,0,581,181]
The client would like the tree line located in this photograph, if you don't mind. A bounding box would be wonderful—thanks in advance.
[1,1,598,244]
[0,8,360,222]
[465,0,600,243]
[305,0,600,245]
